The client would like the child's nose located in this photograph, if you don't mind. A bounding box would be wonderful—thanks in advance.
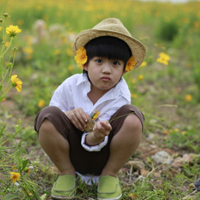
[102,63,111,73]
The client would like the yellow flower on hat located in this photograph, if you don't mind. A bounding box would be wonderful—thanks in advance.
[157,52,170,65]
[11,75,22,92]
[10,172,20,183]
[125,56,136,72]
[75,47,87,66]
[6,25,21,38]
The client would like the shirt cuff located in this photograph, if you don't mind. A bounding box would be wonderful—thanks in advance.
[81,132,108,152]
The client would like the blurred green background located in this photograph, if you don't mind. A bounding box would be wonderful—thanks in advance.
[1,0,200,145]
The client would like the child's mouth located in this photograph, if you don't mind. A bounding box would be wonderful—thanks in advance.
[101,77,110,82]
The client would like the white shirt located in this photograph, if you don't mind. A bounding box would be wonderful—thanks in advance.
[50,73,131,151]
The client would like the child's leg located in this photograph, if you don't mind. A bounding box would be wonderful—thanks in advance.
[101,113,142,177]
[38,119,75,177]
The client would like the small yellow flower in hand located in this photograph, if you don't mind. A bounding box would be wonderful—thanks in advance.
[10,172,20,183]
[11,75,23,92]
[92,111,100,120]
[6,25,21,38]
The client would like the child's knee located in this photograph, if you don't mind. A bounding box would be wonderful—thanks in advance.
[124,113,143,133]
[39,119,54,134]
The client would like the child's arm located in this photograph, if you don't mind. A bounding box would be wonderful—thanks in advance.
[85,120,112,146]
[65,108,90,131]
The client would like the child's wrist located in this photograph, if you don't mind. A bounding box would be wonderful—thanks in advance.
[85,132,105,146]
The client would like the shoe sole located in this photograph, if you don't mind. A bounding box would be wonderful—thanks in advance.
[97,194,122,200]
[51,194,74,199]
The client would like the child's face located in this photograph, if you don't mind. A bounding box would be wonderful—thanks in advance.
[83,57,125,94]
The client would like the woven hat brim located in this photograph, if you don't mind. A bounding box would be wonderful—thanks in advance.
[73,29,146,69]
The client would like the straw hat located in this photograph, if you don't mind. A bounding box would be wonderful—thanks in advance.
[73,18,146,69]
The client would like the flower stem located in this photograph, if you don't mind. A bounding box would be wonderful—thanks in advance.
[9,51,16,78]
[1,85,12,100]
[0,67,9,86]
[109,113,131,123]
[1,37,13,57]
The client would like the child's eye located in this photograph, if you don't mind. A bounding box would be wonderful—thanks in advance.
[95,59,102,63]
[113,61,120,65]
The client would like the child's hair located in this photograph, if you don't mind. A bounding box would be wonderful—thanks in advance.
[84,36,131,72]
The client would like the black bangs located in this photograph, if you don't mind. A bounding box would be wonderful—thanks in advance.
[85,36,131,65]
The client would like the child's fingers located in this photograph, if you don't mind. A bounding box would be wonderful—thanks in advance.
[71,113,84,131]
[72,108,88,131]
[93,121,111,137]
[100,121,112,131]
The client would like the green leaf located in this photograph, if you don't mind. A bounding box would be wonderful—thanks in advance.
[32,187,42,200]
[0,125,6,137]
[0,95,5,102]
[0,84,2,91]
[40,194,47,200]
[3,194,18,200]
[22,159,29,171]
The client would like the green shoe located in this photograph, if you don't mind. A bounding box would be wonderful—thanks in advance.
[51,174,76,199]
[97,175,122,200]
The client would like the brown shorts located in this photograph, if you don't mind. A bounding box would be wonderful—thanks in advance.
[34,104,144,175]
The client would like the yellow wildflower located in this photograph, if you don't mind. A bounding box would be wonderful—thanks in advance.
[181,131,186,135]
[174,128,179,132]
[92,111,100,120]
[162,130,170,135]
[54,49,61,55]
[0,26,2,31]
[68,65,73,71]
[185,94,192,102]
[125,56,136,72]
[10,172,20,183]
[23,47,33,54]
[157,52,170,65]
[38,100,45,107]
[193,21,199,29]
[131,78,136,84]
[11,75,22,92]
[140,61,147,67]
[36,5,42,10]
[131,93,138,98]
[6,25,21,38]
[138,75,144,80]
[75,47,87,66]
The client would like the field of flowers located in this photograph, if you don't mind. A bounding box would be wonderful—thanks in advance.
[0,0,200,199]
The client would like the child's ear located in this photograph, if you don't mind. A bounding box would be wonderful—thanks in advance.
[83,63,88,71]
[122,70,126,75]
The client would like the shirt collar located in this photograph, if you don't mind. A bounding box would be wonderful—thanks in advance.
[76,73,88,86]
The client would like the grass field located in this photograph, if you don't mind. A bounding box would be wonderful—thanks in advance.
[0,0,200,199]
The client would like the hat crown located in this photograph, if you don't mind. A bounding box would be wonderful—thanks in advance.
[93,18,132,37]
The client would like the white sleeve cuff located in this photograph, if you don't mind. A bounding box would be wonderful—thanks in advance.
[81,132,108,152]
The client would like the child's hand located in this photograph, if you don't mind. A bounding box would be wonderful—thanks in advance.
[93,120,112,139]
[65,108,90,131]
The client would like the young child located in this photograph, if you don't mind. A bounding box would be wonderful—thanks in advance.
[34,18,146,200]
